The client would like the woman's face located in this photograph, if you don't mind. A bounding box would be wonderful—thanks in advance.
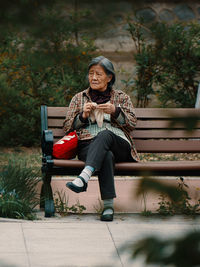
[88,64,112,92]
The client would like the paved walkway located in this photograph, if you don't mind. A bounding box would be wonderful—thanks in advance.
[0,213,200,267]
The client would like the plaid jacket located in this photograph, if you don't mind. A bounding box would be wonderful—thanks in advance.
[63,88,140,161]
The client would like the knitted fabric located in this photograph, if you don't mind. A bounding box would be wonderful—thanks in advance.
[89,102,104,128]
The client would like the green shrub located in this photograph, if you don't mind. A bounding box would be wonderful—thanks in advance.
[122,176,200,267]
[152,22,200,107]
[126,20,200,107]
[122,231,200,267]
[157,177,200,216]
[0,160,40,219]
[0,37,96,146]
[123,20,155,107]
[54,190,86,216]
[0,1,97,146]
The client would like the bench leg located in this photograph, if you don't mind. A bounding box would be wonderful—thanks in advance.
[42,173,55,217]
[40,183,45,209]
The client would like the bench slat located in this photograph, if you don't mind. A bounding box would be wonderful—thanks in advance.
[136,120,200,129]
[50,128,65,137]
[115,160,200,170]
[52,138,200,152]
[47,107,67,117]
[135,108,200,118]
[53,159,200,175]
[48,119,64,127]
[135,140,200,152]
[48,118,200,129]
[132,130,200,138]
[51,128,200,139]
[47,107,200,119]
[53,159,200,170]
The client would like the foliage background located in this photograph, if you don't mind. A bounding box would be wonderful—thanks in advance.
[123,19,200,108]
[0,0,99,146]
[0,1,200,146]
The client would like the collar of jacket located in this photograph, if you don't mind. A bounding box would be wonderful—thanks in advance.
[83,87,115,104]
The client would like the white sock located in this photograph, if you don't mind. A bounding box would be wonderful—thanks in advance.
[72,177,84,187]
[72,167,93,187]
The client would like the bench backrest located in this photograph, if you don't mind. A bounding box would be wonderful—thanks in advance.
[41,106,200,153]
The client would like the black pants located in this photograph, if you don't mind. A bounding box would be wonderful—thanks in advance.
[77,130,134,200]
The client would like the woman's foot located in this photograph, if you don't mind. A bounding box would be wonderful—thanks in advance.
[100,207,114,221]
[66,166,94,193]
[66,176,87,193]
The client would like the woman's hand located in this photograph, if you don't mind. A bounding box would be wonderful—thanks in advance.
[97,103,116,114]
[82,102,96,119]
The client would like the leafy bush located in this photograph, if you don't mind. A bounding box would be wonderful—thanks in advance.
[122,231,200,267]
[0,2,97,146]
[0,160,40,219]
[125,20,200,107]
[123,20,155,107]
[152,22,200,107]
[0,40,96,146]
[54,190,86,216]
[157,177,200,216]
[122,176,200,267]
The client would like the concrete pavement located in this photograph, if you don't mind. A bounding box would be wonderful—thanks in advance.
[0,213,200,267]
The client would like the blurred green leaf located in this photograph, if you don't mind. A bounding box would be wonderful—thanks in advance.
[121,231,200,267]
[137,177,187,203]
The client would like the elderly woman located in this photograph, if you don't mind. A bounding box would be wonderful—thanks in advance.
[63,56,139,221]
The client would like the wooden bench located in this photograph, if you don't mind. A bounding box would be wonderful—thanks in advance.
[41,105,200,217]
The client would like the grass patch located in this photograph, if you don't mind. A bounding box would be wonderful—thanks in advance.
[0,147,41,220]
[0,147,41,171]
[0,159,40,220]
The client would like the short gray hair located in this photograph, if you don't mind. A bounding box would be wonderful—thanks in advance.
[88,56,116,87]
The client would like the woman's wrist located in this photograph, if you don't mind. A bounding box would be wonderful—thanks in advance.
[111,104,116,115]
[79,112,89,123]
[112,106,121,118]
[82,112,88,119]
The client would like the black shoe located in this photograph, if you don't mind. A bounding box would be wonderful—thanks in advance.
[66,176,88,193]
[100,207,114,221]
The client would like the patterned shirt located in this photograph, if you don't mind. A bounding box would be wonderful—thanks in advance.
[84,111,130,144]
[63,87,140,161]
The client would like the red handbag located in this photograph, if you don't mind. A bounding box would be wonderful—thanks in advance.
[53,131,78,159]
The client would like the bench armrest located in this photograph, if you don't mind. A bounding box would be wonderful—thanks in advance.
[41,130,53,157]
[41,130,54,172]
